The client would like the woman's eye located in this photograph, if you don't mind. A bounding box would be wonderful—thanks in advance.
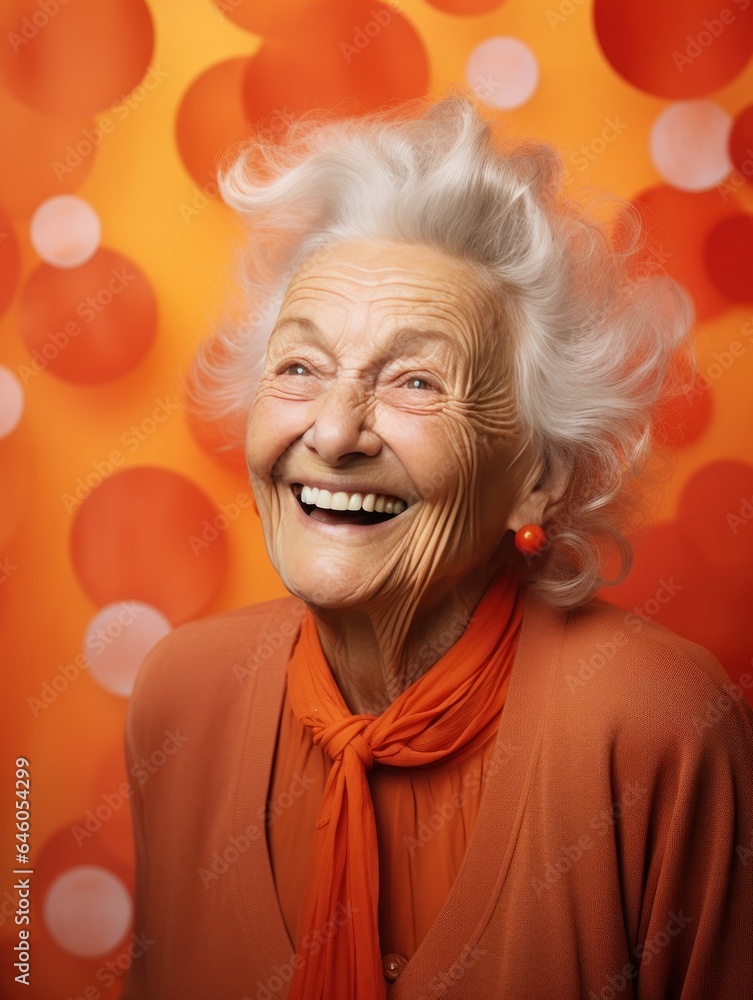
[283,362,310,377]
[404,375,436,391]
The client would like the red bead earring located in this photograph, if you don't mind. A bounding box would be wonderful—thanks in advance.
[514,523,547,556]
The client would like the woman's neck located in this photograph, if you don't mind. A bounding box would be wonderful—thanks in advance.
[308,562,509,715]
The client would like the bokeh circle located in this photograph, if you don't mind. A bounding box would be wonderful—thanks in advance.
[0,366,24,439]
[176,58,251,189]
[0,91,97,216]
[240,3,428,134]
[677,459,753,570]
[594,0,753,99]
[0,0,154,116]
[704,214,753,302]
[71,466,229,624]
[83,600,172,697]
[625,185,744,321]
[43,866,132,958]
[466,37,539,110]
[30,195,102,268]
[649,101,732,191]
[729,104,753,186]
[18,247,158,384]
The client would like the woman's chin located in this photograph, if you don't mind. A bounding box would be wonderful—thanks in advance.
[278,560,383,611]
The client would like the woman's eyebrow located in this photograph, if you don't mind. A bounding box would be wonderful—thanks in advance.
[270,316,459,355]
[389,326,459,355]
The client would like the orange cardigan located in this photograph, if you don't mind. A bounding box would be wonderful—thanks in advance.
[122,589,753,999]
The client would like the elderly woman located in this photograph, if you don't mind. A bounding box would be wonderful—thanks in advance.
[123,92,753,1000]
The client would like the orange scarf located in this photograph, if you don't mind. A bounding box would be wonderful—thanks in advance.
[285,570,525,1000]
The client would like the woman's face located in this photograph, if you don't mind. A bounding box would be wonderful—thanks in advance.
[246,239,539,611]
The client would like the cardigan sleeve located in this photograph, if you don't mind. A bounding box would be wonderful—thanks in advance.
[120,625,183,1000]
[632,648,753,999]
[117,598,303,1000]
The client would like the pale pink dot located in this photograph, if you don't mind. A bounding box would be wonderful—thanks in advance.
[0,366,24,439]
[83,600,172,697]
[650,101,733,192]
[43,866,132,957]
[466,37,539,111]
[29,195,101,268]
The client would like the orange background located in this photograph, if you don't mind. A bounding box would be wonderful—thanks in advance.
[1,0,753,996]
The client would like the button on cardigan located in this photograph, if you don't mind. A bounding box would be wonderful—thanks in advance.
[122,589,753,999]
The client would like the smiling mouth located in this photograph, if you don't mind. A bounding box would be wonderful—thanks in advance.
[291,483,408,526]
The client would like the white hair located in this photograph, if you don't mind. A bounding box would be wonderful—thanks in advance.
[189,86,695,609]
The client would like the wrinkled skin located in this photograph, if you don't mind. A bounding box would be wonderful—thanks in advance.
[246,240,564,715]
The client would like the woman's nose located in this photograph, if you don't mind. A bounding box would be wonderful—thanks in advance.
[301,381,381,465]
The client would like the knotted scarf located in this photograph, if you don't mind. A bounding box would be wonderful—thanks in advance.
[285,570,525,999]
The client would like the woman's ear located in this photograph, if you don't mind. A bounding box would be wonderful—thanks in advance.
[506,453,568,533]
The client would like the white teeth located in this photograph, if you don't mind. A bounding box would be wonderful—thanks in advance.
[296,484,406,515]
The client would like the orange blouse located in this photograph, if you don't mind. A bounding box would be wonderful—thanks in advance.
[266,675,504,973]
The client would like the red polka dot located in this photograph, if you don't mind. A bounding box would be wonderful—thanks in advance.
[704,214,753,303]
[729,104,753,187]
[176,58,251,189]
[594,0,753,99]
[70,467,229,624]
[185,405,248,474]
[0,90,96,216]
[677,460,753,571]
[623,186,743,321]
[0,0,154,115]
[240,1,428,124]
[179,4,428,193]
[18,248,157,385]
